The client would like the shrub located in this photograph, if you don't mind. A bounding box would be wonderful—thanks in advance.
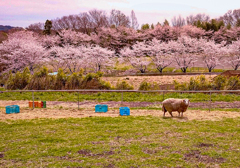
[212,75,227,90]
[173,75,238,91]
[188,75,212,90]
[66,72,82,89]
[27,67,56,90]
[4,67,112,90]
[116,80,134,90]
[5,67,31,90]
[173,80,188,90]
[138,81,160,91]
[226,76,240,90]
[55,68,68,90]
[80,72,112,89]
[138,81,151,90]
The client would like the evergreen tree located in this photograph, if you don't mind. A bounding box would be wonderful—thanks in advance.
[141,24,150,30]
[151,23,155,29]
[43,20,52,35]
[163,19,169,26]
[226,23,232,29]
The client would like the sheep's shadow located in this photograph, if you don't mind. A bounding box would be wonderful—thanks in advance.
[163,116,188,120]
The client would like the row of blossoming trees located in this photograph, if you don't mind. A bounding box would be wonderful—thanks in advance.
[1,26,240,74]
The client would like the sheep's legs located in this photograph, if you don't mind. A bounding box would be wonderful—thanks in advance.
[168,112,173,117]
[181,112,183,117]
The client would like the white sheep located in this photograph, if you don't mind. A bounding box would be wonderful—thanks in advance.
[162,98,190,117]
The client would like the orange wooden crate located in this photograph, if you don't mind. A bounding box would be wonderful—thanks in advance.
[29,102,33,108]
[34,102,38,108]
[37,102,42,108]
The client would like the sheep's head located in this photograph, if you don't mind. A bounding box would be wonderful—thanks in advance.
[183,99,190,106]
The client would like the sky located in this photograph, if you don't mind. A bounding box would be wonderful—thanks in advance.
[1,0,240,28]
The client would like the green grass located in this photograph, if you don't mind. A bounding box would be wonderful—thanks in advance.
[0,117,240,167]
[0,91,239,102]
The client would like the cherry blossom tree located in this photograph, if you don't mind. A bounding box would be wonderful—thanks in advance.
[166,36,200,73]
[85,45,115,72]
[181,25,206,39]
[199,39,226,72]
[57,29,92,46]
[148,38,173,73]
[0,31,44,74]
[44,48,67,72]
[91,27,121,50]
[226,39,240,70]
[120,41,151,73]
[93,26,139,54]
[147,24,177,42]
[45,45,88,73]
[40,34,61,49]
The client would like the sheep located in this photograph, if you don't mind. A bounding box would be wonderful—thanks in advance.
[162,98,190,117]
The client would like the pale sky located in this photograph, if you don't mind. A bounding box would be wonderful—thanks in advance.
[1,0,240,28]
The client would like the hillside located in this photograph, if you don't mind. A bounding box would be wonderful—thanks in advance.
[0,25,18,31]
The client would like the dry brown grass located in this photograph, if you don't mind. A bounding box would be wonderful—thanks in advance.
[102,74,217,90]
[1,99,239,121]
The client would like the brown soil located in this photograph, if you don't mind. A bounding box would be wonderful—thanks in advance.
[102,74,217,90]
[184,150,226,164]
[0,100,240,121]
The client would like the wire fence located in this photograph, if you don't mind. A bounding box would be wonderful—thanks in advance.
[1,89,240,112]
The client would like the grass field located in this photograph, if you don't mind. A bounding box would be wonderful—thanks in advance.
[1,72,240,167]
[0,116,240,167]
[0,91,239,103]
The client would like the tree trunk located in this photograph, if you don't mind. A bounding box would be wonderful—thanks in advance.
[181,67,187,73]
[157,67,163,73]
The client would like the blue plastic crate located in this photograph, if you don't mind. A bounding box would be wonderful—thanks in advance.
[6,105,20,114]
[119,107,130,116]
[95,104,108,112]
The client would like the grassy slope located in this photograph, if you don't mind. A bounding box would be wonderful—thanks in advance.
[0,117,240,167]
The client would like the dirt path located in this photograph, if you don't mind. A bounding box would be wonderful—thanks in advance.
[0,100,240,121]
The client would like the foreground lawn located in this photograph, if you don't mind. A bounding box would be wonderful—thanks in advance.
[0,116,240,167]
[0,91,239,102]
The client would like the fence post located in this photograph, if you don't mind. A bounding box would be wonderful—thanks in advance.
[78,91,79,110]
[121,91,123,106]
[209,90,212,112]
[32,91,34,109]
[162,91,164,101]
